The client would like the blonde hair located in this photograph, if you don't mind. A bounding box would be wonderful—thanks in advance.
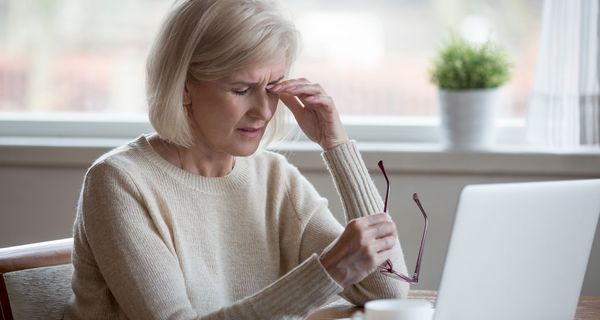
[146,0,300,148]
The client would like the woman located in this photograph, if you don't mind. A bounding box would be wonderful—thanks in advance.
[64,0,408,319]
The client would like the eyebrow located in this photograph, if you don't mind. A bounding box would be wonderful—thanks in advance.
[228,75,285,87]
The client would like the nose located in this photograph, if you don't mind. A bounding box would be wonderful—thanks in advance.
[249,88,277,121]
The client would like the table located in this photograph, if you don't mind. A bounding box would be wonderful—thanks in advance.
[307,290,600,319]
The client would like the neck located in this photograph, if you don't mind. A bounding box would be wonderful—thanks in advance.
[149,134,235,177]
[178,145,235,177]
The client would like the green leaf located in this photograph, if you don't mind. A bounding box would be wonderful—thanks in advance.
[430,32,511,89]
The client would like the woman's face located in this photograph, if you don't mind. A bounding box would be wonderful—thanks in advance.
[184,60,287,157]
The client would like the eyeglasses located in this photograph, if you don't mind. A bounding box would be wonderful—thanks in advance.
[376,160,429,284]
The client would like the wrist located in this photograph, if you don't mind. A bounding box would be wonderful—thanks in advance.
[320,138,350,151]
[319,252,349,287]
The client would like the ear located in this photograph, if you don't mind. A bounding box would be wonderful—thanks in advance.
[182,81,192,105]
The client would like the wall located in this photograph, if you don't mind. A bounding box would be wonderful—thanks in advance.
[1,141,599,295]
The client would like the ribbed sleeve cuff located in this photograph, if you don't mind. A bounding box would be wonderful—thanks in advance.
[321,141,384,220]
[248,254,343,318]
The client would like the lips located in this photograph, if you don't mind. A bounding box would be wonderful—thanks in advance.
[237,127,262,138]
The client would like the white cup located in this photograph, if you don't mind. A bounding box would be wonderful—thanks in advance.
[363,299,434,320]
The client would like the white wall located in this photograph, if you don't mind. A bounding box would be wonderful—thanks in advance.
[1,142,599,295]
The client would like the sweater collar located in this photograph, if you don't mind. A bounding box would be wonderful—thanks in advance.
[135,134,249,194]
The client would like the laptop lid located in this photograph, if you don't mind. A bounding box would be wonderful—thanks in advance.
[434,179,600,320]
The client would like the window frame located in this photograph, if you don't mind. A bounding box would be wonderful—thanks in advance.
[0,114,526,146]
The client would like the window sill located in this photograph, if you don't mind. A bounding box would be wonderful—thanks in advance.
[1,137,599,176]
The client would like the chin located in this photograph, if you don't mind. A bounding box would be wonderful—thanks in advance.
[231,131,268,156]
[231,141,261,157]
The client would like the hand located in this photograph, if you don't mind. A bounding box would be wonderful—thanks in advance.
[267,78,349,150]
[318,213,398,287]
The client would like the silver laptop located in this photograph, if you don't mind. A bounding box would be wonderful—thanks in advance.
[434,179,600,320]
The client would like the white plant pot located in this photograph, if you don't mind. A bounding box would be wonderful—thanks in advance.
[438,88,499,151]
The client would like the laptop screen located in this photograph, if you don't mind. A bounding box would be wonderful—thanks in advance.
[434,179,600,320]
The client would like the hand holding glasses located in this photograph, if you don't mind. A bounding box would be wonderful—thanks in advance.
[377,160,429,284]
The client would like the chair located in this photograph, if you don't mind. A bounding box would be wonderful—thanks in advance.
[0,238,73,320]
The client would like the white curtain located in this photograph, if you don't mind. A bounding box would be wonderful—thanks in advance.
[526,0,600,147]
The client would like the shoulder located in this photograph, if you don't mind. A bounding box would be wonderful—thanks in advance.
[79,139,149,227]
[243,150,317,210]
[246,150,304,185]
[249,150,326,209]
[93,135,145,166]
[82,136,152,196]
[244,150,328,227]
[86,135,150,179]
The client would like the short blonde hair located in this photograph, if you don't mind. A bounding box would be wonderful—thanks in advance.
[146,0,300,148]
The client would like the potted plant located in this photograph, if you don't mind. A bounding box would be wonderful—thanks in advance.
[430,33,511,150]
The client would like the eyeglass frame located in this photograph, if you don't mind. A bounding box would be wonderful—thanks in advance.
[376,160,429,284]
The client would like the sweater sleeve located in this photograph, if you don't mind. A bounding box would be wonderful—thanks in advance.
[296,141,409,305]
[66,161,342,320]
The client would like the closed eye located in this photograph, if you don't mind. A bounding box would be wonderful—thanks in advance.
[229,76,284,96]
[233,88,250,96]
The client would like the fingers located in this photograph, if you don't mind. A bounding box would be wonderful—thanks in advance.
[282,83,325,96]
[268,78,321,94]
[319,213,399,287]
[267,77,349,150]
[373,234,397,254]
[347,214,397,251]
[278,93,304,119]
[351,212,394,227]
[268,78,331,110]
[303,95,334,110]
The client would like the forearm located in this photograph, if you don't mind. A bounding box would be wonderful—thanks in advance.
[320,141,409,302]
[206,254,342,319]
[73,247,340,320]
[321,141,383,221]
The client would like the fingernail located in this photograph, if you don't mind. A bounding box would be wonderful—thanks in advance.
[270,84,282,91]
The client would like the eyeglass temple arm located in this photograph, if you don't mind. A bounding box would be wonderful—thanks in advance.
[411,193,429,282]
[379,194,429,284]
[378,160,429,284]
[377,160,390,213]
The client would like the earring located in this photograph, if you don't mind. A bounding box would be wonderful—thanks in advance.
[183,103,191,116]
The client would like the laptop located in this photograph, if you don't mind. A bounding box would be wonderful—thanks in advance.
[434,179,600,320]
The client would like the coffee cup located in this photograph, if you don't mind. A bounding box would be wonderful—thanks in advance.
[362,299,434,320]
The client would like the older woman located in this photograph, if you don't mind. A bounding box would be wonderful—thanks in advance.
[64,0,408,319]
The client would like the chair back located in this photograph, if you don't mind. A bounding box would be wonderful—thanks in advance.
[0,238,73,320]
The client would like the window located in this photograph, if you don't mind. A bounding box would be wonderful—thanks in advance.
[0,0,170,115]
[0,0,543,141]
[286,0,543,120]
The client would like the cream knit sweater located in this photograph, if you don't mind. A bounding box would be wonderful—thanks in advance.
[63,135,408,320]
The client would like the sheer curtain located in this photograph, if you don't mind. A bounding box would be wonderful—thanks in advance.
[526,0,600,147]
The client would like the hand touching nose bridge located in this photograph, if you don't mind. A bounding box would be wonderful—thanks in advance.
[266,78,350,150]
